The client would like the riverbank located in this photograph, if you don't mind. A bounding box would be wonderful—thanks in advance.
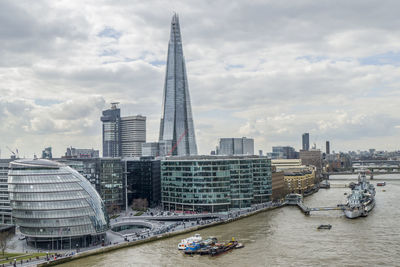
[37,204,283,267]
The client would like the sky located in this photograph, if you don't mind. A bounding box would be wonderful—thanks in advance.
[1,0,400,158]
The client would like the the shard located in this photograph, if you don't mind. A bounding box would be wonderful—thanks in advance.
[159,14,198,156]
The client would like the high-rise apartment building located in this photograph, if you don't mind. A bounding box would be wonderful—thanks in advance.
[121,115,146,157]
[302,133,310,151]
[101,103,146,158]
[159,14,198,156]
[218,137,254,155]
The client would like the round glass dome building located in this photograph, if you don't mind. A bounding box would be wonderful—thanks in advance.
[8,159,109,249]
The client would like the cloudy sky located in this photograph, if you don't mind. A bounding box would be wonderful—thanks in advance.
[1,0,400,158]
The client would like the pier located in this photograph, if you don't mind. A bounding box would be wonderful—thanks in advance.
[284,194,344,215]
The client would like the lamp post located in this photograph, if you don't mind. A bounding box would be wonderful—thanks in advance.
[123,160,129,214]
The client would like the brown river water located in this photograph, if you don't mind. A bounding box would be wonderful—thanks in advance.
[60,175,400,267]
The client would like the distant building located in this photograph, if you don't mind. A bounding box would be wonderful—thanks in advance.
[121,115,146,157]
[299,149,322,178]
[124,157,161,208]
[101,103,121,157]
[101,103,146,158]
[142,142,160,157]
[217,137,254,155]
[141,140,173,157]
[271,159,315,195]
[64,147,99,159]
[271,166,286,201]
[302,133,310,151]
[272,146,298,159]
[161,155,271,212]
[326,141,330,155]
[0,159,13,225]
[41,147,52,159]
[158,14,198,156]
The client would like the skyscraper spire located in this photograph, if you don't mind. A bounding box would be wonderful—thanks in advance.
[159,14,198,156]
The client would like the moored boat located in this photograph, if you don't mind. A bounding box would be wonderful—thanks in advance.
[178,234,202,250]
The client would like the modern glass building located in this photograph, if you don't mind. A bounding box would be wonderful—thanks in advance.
[8,159,109,249]
[124,157,161,208]
[218,137,254,155]
[101,103,121,157]
[0,159,13,225]
[159,14,198,156]
[161,156,272,212]
[99,158,124,212]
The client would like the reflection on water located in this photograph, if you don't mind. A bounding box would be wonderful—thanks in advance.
[60,175,400,267]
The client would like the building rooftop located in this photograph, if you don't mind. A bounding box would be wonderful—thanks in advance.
[163,155,267,161]
[10,158,62,168]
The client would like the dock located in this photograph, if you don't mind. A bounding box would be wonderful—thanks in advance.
[284,194,345,215]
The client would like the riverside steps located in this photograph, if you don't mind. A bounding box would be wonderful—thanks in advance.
[284,194,345,215]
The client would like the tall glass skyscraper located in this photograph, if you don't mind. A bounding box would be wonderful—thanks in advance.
[159,14,198,156]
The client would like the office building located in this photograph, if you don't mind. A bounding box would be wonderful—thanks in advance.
[161,155,271,212]
[302,133,310,151]
[124,157,161,208]
[99,158,124,212]
[41,147,52,159]
[101,103,147,158]
[8,159,109,249]
[326,141,330,155]
[159,14,198,156]
[142,142,160,157]
[272,159,315,195]
[218,137,254,155]
[64,147,99,159]
[0,159,12,225]
[299,149,322,178]
[271,167,286,201]
[272,146,298,159]
[121,115,146,157]
[101,103,121,157]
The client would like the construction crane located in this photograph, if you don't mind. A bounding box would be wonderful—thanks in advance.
[6,146,19,159]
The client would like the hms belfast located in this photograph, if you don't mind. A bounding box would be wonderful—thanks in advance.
[344,170,376,219]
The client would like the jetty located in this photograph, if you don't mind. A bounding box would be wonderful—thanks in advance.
[284,194,344,215]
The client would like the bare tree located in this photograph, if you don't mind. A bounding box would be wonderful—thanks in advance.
[0,232,11,256]
[131,198,149,211]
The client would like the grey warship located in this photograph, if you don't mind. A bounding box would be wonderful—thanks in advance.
[344,170,376,219]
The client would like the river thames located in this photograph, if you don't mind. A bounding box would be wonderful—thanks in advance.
[60,175,400,267]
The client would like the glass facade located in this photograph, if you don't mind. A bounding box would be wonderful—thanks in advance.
[125,158,161,208]
[161,156,272,212]
[99,158,124,210]
[0,159,12,225]
[8,159,109,249]
[159,14,197,156]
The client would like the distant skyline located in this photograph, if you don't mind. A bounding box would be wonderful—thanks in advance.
[1,1,400,158]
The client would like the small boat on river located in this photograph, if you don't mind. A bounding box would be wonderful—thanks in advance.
[178,234,202,250]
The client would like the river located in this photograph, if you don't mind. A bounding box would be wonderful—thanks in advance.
[60,174,400,267]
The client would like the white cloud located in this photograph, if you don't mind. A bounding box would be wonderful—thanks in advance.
[1,0,400,157]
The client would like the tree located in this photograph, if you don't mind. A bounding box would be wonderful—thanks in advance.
[106,203,121,215]
[0,232,11,256]
[131,198,149,211]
